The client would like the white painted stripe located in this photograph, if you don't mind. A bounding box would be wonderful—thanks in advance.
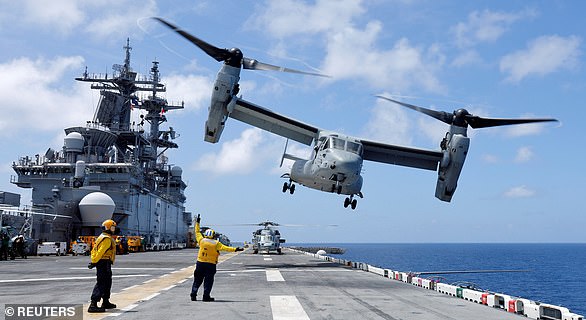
[162,284,176,291]
[266,269,285,282]
[270,296,310,320]
[142,279,157,284]
[121,304,138,311]
[0,274,150,284]
[108,312,122,317]
[69,267,175,270]
[263,255,271,257]
[121,284,139,291]
[264,258,272,261]
[143,292,160,301]
[177,278,188,284]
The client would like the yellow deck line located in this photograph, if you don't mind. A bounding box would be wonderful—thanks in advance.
[84,251,241,319]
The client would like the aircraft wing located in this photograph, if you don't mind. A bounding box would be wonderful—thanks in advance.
[231,99,319,146]
[360,139,443,171]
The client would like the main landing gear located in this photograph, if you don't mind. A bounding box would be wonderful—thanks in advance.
[282,181,295,194]
[343,193,363,210]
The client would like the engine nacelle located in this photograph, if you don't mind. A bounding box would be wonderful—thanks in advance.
[435,134,470,202]
[204,65,241,143]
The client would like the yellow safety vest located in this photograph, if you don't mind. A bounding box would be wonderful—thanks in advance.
[195,222,236,264]
[91,233,116,264]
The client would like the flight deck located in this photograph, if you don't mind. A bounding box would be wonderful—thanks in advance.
[0,248,543,320]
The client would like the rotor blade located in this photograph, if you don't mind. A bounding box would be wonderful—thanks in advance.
[243,58,330,77]
[376,95,453,124]
[153,17,230,62]
[465,116,558,129]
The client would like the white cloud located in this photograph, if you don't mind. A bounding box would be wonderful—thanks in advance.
[481,154,500,164]
[504,185,536,198]
[452,50,482,67]
[362,98,412,145]
[500,35,581,83]
[0,56,93,134]
[22,0,85,35]
[505,121,550,137]
[163,74,213,112]
[249,0,444,93]
[515,146,533,163]
[247,0,364,38]
[452,9,537,48]
[193,128,269,174]
[6,0,157,40]
[83,0,158,40]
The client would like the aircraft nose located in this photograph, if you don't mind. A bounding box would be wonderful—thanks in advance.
[330,154,361,174]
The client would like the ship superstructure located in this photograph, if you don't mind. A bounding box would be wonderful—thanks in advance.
[10,40,191,247]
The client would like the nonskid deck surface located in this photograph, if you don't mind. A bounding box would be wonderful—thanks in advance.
[0,248,523,319]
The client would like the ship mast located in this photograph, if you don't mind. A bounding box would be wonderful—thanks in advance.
[75,38,184,186]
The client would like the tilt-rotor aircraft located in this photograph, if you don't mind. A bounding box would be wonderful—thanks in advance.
[154,18,557,210]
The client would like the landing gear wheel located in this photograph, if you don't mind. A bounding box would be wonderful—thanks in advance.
[351,199,357,210]
[289,184,295,194]
[344,197,350,208]
[282,182,288,193]
[337,185,342,194]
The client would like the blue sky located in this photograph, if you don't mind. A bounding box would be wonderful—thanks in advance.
[0,0,584,243]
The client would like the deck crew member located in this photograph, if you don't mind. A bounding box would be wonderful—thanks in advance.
[87,219,118,313]
[13,234,26,259]
[191,214,243,302]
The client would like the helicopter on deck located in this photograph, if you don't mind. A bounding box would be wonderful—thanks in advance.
[251,221,285,254]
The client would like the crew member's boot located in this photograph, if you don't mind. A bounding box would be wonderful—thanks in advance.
[88,301,105,313]
[101,299,117,309]
[202,295,215,302]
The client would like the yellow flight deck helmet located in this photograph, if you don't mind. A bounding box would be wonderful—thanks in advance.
[102,219,117,233]
[203,229,215,239]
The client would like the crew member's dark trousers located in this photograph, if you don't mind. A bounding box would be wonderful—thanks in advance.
[191,261,217,297]
[91,260,112,302]
[0,246,7,260]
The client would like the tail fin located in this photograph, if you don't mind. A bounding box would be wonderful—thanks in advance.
[280,139,303,167]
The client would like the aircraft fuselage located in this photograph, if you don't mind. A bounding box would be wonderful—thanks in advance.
[290,133,364,196]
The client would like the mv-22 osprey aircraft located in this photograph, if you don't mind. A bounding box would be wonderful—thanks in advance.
[154,18,557,210]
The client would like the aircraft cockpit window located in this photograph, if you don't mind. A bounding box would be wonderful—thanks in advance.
[346,141,363,156]
[321,138,330,150]
[331,137,345,150]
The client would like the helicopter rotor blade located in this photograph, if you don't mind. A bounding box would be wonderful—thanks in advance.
[243,58,330,77]
[376,95,453,125]
[377,95,558,129]
[153,17,230,62]
[465,116,558,129]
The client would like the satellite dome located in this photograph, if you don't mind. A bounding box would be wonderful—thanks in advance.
[316,249,327,256]
[78,192,115,227]
[64,132,84,153]
[171,166,183,177]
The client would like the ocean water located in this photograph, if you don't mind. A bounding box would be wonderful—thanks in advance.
[294,243,586,316]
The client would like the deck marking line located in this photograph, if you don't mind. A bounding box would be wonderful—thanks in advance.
[264,258,273,261]
[266,269,285,282]
[0,274,150,284]
[82,250,244,320]
[121,285,139,291]
[162,284,176,291]
[270,295,310,320]
[143,292,160,301]
[121,304,138,311]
